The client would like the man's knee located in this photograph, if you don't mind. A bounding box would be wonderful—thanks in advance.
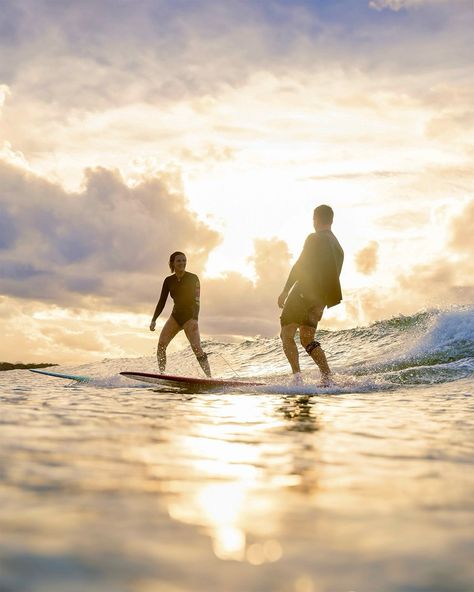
[299,330,313,349]
[305,340,321,355]
[280,327,295,345]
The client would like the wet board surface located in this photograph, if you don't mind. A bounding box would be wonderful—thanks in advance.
[120,371,265,389]
[29,369,91,383]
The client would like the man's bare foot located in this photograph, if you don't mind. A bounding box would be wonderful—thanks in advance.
[290,372,304,386]
[320,374,333,388]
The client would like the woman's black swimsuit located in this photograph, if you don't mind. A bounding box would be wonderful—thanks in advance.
[152,272,200,327]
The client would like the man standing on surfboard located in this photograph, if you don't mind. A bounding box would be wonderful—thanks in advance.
[278,205,344,386]
[150,252,211,377]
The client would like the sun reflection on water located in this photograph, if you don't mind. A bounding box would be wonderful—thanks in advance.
[169,397,281,561]
[169,482,247,560]
[132,395,321,563]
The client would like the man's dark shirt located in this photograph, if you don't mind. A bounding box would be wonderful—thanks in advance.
[284,230,344,308]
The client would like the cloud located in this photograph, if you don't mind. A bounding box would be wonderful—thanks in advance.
[198,235,347,338]
[1,0,473,364]
[200,237,293,338]
[41,326,108,353]
[308,170,412,181]
[398,264,470,305]
[0,158,292,347]
[179,144,235,164]
[2,0,471,120]
[0,236,293,363]
[0,1,315,112]
[348,198,474,324]
[0,296,158,363]
[355,241,379,275]
[0,160,220,309]
[376,209,428,231]
[426,111,474,142]
[448,198,474,256]
[185,196,473,336]
[0,85,10,107]
[368,0,451,10]
[0,0,471,196]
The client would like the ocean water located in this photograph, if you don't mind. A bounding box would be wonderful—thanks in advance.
[1,307,473,592]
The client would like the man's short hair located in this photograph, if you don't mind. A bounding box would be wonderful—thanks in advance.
[313,204,334,224]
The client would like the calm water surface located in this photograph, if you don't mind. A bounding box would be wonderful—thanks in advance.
[1,369,473,592]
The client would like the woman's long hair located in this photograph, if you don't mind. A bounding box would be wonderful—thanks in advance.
[169,251,186,272]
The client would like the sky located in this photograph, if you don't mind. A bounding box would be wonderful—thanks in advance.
[0,0,473,363]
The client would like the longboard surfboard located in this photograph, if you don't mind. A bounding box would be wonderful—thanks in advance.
[29,368,351,394]
[29,368,91,383]
[120,371,265,389]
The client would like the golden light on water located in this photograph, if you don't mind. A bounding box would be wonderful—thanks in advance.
[166,461,283,563]
[294,575,317,592]
[134,396,292,563]
[246,539,283,565]
[169,482,247,560]
[214,526,246,561]
[168,478,285,563]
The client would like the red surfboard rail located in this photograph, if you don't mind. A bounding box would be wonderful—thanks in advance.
[120,371,265,388]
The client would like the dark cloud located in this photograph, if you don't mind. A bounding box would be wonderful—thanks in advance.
[0,1,311,110]
[0,161,220,309]
[0,0,471,116]
[0,206,18,248]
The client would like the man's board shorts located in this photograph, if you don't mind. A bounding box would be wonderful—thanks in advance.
[280,289,325,328]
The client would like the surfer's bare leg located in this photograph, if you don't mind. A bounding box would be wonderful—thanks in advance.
[280,323,301,375]
[157,316,181,373]
[299,325,331,384]
[183,319,211,377]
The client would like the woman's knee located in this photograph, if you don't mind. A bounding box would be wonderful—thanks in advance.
[192,345,204,357]
[188,336,203,355]
[184,321,201,345]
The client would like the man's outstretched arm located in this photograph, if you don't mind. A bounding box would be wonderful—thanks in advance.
[278,260,300,308]
[278,236,313,308]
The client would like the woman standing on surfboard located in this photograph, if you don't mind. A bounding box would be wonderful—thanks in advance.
[149,252,211,377]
